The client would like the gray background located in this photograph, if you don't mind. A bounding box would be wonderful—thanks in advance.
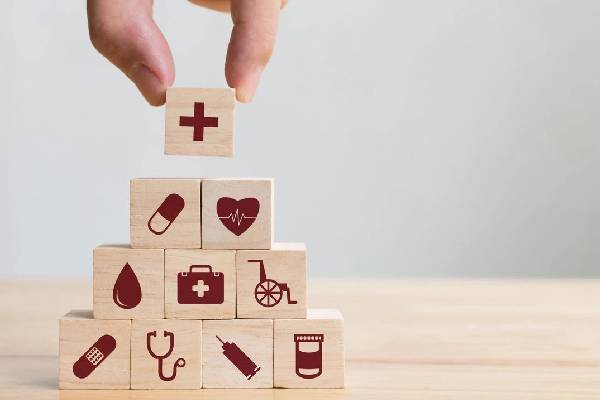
[1,1,599,278]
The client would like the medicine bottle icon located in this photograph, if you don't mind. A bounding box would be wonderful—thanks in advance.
[294,334,324,379]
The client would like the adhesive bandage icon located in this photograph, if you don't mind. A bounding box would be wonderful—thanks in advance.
[147,193,185,235]
[73,334,117,379]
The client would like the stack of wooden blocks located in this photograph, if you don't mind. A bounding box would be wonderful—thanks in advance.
[58,88,345,390]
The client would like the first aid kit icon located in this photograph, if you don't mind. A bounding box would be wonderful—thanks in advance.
[177,265,224,304]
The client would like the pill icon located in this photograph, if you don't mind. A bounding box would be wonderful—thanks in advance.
[73,334,117,379]
[147,193,185,235]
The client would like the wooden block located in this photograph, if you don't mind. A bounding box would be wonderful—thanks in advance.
[165,88,235,157]
[202,178,273,249]
[274,309,345,388]
[130,178,201,249]
[202,319,273,388]
[93,245,164,319]
[236,243,307,319]
[164,249,236,319]
[59,310,131,389]
[131,319,202,389]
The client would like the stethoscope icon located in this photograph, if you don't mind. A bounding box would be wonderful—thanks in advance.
[146,330,186,381]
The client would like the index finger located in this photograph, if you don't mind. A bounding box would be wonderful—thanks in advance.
[226,0,283,102]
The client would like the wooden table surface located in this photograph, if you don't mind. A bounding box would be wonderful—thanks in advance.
[0,279,599,399]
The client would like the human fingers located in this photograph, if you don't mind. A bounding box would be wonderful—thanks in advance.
[87,0,175,106]
[226,0,284,102]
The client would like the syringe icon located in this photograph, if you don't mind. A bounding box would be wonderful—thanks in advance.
[216,335,261,380]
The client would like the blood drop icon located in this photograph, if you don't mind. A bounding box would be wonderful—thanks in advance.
[112,263,142,309]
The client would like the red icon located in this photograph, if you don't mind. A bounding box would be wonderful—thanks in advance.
[249,259,297,307]
[177,265,224,304]
[179,102,218,142]
[217,197,259,236]
[146,330,186,382]
[148,193,185,235]
[73,334,116,379]
[112,263,142,309]
[216,335,260,380]
[294,334,324,379]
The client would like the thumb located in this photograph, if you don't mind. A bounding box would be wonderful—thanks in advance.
[87,0,174,106]
[226,0,282,102]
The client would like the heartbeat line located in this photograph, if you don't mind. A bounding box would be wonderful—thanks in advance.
[219,209,257,227]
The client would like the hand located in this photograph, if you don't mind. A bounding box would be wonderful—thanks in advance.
[87,0,286,106]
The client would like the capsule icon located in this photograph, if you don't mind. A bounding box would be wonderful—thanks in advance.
[147,193,185,235]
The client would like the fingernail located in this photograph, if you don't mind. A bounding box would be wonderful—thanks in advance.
[236,66,264,103]
[128,63,166,106]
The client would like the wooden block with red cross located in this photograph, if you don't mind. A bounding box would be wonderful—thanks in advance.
[165,88,235,157]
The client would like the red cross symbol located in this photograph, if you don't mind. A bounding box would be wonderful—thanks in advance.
[179,102,219,142]
[192,280,210,298]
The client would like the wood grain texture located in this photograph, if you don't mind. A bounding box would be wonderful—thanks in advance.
[237,243,307,319]
[165,249,236,319]
[2,279,600,399]
[202,319,273,388]
[59,310,131,389]
[131,319,202,389]
[274,309,344,388]
[201,178,273,250]
[165,88,235,157]
[93,245,164,319]
[130,178,202,249]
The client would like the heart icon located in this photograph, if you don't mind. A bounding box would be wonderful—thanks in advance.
[217,197,260,236]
